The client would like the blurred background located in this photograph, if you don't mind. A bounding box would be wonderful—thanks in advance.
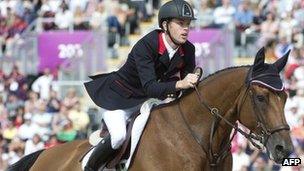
[0,0,304,170]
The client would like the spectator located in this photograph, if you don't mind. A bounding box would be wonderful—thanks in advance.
[0,17,8,56]
[31,100,53,140]
[17,113,39,141]
[89,2,108,30]
[130,0,149,22]
[232,144,250,171]
[291,115,304,148]
[248,150,272,171]
[68,101,89,138]
[24,134,44,155]
[56,119,77,142]
[51,105,70,134]
[8,14,27,38]
[258,12,279,47]
[62,88,79,110]
[73,6,88,30]
[31,68,54,100]
[284,48,301,79]
[22,1,38,26]
[293,66,304,89]
[274,36,293,59]
[5,7,14,28]
[196,0,214,28]
[117,3,131,45]
[234,0,253,46]
[13,107,24,128]
[46,90,60,114]
[5,14,27,57]
[44,134,60,149]
[293,1,304,33]
[285,104,301,129]
[120,0,140,35]
[68,0,89,13]
[279,12,299,43]
[0,0,10,17]
[5,93,24,121]
[3,137,24,166]
[107,4,123,58]
[234,0,253,31]
[24,90,39,115]
[292,89,304,114]
[2,121,17,141]
[7,65,25,94]
[249,5,264,33]
[39,0,61,15]
[54,1,73,30]
[0,96,6,118]
[213,0,236,28]
[40,10,57,31]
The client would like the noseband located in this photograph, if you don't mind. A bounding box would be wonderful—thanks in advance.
[182,72,290,168]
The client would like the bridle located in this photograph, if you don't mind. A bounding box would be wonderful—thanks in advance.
[178,70,290,168]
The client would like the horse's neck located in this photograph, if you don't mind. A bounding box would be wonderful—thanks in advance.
[179,67,248,152]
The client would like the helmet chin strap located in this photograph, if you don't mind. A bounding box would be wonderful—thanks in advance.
[165,24,182,46]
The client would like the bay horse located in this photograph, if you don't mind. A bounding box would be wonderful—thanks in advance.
[8,47,294,171]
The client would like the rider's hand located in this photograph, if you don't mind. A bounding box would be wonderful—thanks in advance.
[175,73,199,90]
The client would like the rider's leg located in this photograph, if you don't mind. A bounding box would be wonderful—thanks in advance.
[103,109,129,149]
[85,109,127,171]
[85,105,140,171]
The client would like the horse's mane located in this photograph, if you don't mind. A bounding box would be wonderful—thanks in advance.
[199,65,251,83]
[178,65,251,97]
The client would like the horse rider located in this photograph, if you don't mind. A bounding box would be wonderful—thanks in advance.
[84,0,198,170]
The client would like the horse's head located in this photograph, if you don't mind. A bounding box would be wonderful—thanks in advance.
[238,47,294,163]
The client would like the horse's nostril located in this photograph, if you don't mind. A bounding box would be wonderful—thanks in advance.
[275,145,284,152]
[275,144,291,158]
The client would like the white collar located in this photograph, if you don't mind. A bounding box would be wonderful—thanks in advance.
[162,33,179,60]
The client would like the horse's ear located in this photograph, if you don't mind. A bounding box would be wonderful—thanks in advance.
[273,50,290,72]
[253,47,265,71]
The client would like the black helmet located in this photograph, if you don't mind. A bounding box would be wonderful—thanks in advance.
[158,0,196,29]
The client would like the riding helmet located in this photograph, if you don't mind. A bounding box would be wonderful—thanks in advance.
[158,0,196,29]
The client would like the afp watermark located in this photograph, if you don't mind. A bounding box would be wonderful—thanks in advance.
[282,158,301,166]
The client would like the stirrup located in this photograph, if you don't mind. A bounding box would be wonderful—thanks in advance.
[85,135,116,171]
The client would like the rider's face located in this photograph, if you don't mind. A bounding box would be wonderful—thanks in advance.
[167,18,191,44]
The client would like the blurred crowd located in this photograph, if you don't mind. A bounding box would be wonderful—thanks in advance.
[0,66,94,170]
[191,0,304,59]
[1,0,304,171]
[0,0,159,58]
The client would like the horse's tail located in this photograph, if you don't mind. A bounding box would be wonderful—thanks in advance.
[6,149,44,171]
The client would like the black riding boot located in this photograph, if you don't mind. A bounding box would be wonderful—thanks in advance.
[85,135,117,171]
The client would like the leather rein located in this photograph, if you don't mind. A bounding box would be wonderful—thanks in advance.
[178,72,290,168]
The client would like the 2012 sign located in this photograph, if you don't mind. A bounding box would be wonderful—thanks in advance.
[58,44,83,59]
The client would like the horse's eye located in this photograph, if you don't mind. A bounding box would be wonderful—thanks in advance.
[256,95,266,102]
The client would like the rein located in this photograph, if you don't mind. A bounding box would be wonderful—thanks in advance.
[178,71,290,169]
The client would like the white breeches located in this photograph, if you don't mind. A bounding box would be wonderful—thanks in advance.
[102,105,141,149]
